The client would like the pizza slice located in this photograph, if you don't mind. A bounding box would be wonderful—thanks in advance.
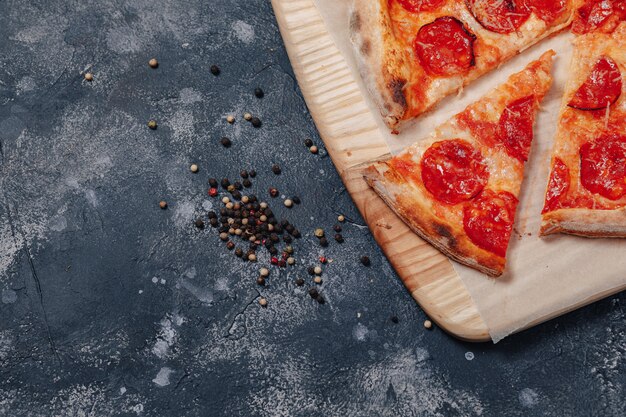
[364,51,554,276]
[540,23,626,236]
[350,0,575,131]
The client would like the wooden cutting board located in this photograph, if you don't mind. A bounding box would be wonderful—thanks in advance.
[271,0,624,342]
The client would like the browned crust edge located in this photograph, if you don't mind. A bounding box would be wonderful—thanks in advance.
[349,0,408,130]
[541,208,626,237]
[364,163,505,277]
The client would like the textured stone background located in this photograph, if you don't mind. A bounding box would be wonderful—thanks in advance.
[0,1,624,416]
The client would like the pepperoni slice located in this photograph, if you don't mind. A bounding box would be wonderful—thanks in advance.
[463,190,518,257]
[414,17,476,77]
[522,0,567,24]
[542,157,570,213]
[571,0,625,34]
[580,133,626,200]
[496,95,536,162]
[395,0,446,13]
[421,139,489,204]
[466,0,531,34]
[568,57,622,111]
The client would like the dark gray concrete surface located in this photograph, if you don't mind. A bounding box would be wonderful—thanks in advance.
[0,1,624,416]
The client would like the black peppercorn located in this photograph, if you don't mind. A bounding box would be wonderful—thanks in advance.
[319,237,329,247]
[269,247,278,255]
[360,256,371,266]
[226,241,235,250]
[334,234,344,243]
[208,211,217,219]
[295,278,305,286]
[292,196,301,204]
[257,276,265,286]
[208,178,218,188]
[308,287,319,298]
[250,117,262,128]
[195,218,205,229]
[333,224,342,232]
[283,235,292,244]
[254,87,264,98]
[269,187,279,198]
[304,138,313,147]
[243,179,252,188]
[390,316,399,324]
[221,178,230,189]
[307,266,316,276]
[292,229,301,238]
[240,170,249,179]
[272,164,281,174]
[249,170,257,178]
[210,65,220,75]
[231,190,242,200]
[221,137,231,147]
[316,295,325,304]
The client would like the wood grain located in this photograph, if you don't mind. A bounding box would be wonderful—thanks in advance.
[272,0,490,341]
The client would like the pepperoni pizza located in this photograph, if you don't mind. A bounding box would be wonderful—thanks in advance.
[350,0,576,130]
[571,0,626,35]
[540,23,626,236]
[365,52,554,276]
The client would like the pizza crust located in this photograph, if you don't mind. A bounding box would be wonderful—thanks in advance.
[364,162,505,277]
[350,0,408,130]
[541,208,626,237]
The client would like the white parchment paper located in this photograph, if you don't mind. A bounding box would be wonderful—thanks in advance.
[312,0,626,341]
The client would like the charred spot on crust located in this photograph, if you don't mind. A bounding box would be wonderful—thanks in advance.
[434,223,457,247]
[350,11,362,32]
[388,78,407,109]
[360,39,371,56]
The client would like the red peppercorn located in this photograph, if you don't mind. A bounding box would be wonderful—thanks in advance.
[278,260,286,267]
[319,256,327,264]
[209,188,218,197]
[271,257,279,265]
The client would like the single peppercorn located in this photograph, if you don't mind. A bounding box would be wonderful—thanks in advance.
[284,199,293,208]
[292,196,301,205]
[424,320,433,329]
[210,65,220,75]
[240,170,249,179]
[307,266,316,276]
[221,137,231,147]
[249,170,257,178]
[269,187,279,198]
[338,215,345,222]
[254,87,264,98]
[84,72,93,81]
[195,218,205,229]
[334,234,344,243]
[314,266,322,275]
[319,237,329,247]
[314,276,322,284]
[259,298,268,307]
[148,120,157,130]
[316,295,325,304]
[235,248,243,257]
[308,287,319,298]
[149,58,158,68]
[295,278,305,286]
[310,145,318,154]
[226,241,235,250]
[243,112,252,121]
[333,224,342,232]
[190,164,199,173]
[250,117,262,128]
[360,256,371,266]
[304,138,313,147]
[159,201,168,209]
[390,316,399,324]
[208,178,218,187]
[257,276,266,286]
[221,178,230,189]
[314,228,325,238]
[272,164,281,174]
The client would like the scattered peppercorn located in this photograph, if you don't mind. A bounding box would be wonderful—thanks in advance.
[235,248,243,257]
[292,196,301,205]
[333,224,342,233]
[314,276,322,284]
[259,297,268,307]
[209,178,218,188]
[250,117,262,128]
[338,215,345,222]
[360,256,371,266]
[308,287,319,298]
[195,218,205,229]
[304,138,313,147]
[272,164,281,174]
[314,228,324,238]
[242,179,252,188]
[84,72,94,81]
[314,266,322,275]
[254,87,264,98]
[221,178,230,189]
[269,187,279,198]
[295,278,305,286]
[260,268,270,277]
[390,316,399,324]
[316,295,325,304]
[190,164,199,173]
[287,257,295,265]
[240,170,249,179]
[334,234,344,243]
[226,115,235,124]
[284,199,293,208]
[248,253,257,262]
[310,145,318,154]
[243,112,252,121]
[319,237,329,247]
[209,187,218,197]
[307,266,315,275]
[210,65,220,75]
[148,120,157,130]
[257,277,266,286]
[424,320,433,329]
[149,58,158,68]
[226,241,235,250]
[221,137,232,147]
[219,232,228,241]
[159,201,167,209]
[249,170,257,178]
